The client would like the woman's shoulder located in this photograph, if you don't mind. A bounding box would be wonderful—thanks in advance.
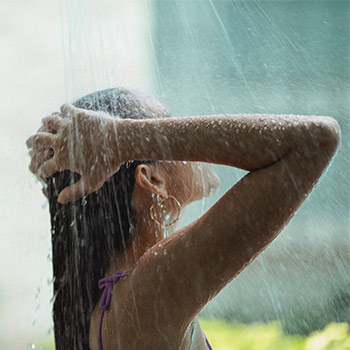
[89,267,211,350]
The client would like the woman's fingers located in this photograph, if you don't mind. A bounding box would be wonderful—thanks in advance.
[61,103,100,119]
[26,132,57,175]
[60,103,74,117]
[27,115,67,175]
[37,157,60,179]
[41,114,64,133]
[57,178,86,204]
[57,177,106,204]
[61,103,86,118]
[29,148,54,174]
[26,132,56,150]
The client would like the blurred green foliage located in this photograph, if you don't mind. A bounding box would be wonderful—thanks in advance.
[31,319,350,350]
[199,319,350,350]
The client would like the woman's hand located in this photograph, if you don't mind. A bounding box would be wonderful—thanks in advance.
[26,104,122,204]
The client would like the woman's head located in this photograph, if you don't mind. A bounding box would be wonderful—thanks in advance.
[43,87,219,349]
[47,87,219,245]
[46,88,169,349]
[131,160,219,219]
[47,88,169,252]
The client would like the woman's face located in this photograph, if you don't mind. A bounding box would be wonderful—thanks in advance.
[163,161,220,206]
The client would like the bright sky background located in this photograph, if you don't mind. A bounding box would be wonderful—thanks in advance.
[0,1,156,348]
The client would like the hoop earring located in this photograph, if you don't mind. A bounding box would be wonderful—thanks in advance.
[150,195,181,227]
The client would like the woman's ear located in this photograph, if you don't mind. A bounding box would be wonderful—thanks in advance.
[134,164,168,198]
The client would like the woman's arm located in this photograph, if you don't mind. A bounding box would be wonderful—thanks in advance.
[109,113,340,340]
[27,107,340,347]
[115,113,339,171]
[27,108,339,202]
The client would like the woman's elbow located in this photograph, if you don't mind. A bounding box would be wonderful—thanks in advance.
[316,116,341,157]
[302,116,341,161]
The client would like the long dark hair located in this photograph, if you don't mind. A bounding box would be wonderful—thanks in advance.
[46,88,168,350]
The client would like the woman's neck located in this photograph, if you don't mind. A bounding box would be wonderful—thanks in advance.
[106,217,165,275]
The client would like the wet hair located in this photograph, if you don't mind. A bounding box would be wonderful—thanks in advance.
[46,88,169,350]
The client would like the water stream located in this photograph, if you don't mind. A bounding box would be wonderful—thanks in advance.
[0,1,348,349]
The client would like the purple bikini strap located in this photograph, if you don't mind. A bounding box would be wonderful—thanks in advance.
[98,272,127,350]
[98,271,213,350]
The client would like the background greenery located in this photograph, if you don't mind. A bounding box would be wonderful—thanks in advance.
[31,319,350,350]
[200,319,350,350]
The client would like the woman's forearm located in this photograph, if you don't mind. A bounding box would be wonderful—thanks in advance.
[26,107,340,204]
[113,114,340,171]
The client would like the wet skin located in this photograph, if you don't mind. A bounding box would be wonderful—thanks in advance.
[27,104,340,349]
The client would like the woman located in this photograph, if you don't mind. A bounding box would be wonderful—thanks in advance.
[27,88,340,350]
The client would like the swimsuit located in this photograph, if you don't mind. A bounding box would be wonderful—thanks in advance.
[98,272,213,350]
[98,272,127,350]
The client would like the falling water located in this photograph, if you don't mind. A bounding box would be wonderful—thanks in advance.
[0,0,348,349]
[58,0,350,346]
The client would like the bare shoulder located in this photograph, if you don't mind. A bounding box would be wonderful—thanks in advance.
[115,120,340,332]
[89,115,341,349]
[89,269,200,350]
